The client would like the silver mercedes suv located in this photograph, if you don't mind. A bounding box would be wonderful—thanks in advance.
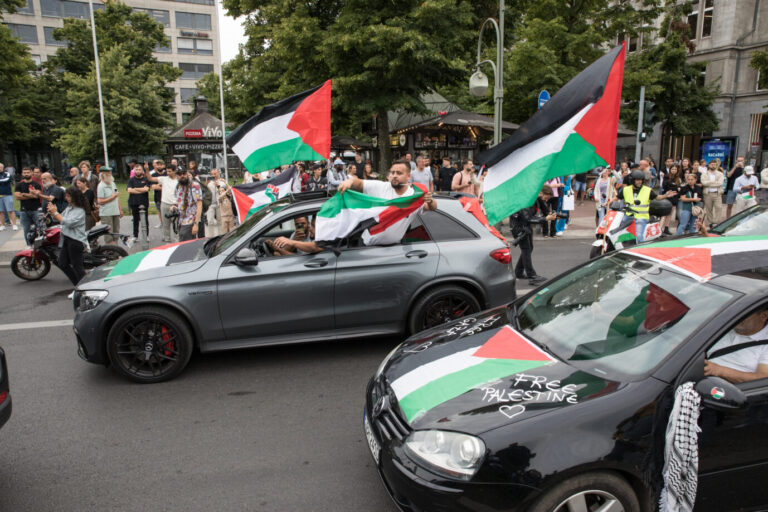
[72,193,516,383]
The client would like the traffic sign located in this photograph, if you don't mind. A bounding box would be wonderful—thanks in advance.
[538,90,550,109]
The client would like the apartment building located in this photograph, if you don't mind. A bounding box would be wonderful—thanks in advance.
[3,0,221,125]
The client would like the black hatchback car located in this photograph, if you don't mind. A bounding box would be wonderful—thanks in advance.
[0,347,11,430]
[365,235,768,512]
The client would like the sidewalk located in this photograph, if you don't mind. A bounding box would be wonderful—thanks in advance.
[498,200,597,241]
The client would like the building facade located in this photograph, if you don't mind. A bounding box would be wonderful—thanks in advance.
[3,0,221,125]
[642,0,768,168]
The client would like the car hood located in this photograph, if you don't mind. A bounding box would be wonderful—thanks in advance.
[79,239,209,287]
[379,308,619,434]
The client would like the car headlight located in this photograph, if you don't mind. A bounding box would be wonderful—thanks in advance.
[404,430,486,480]
[78,290,108,312]
[374,343,402,379]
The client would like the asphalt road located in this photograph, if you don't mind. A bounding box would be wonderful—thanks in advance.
[0,238,591,511]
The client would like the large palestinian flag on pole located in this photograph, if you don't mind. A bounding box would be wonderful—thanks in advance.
[315,184,427,245]
[231,166,297,223]
[478,44,626,225]
[390,325,556,423]
[226,80,331,174]
[626,235,768,281]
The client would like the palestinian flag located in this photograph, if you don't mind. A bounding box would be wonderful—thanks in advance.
[391,326,556,423]
[232,166,297,223]
[626,235,768,281]
[226,80,331,174]
[315,184,427,245]
[104,240,202,280]
[478,44,626,225]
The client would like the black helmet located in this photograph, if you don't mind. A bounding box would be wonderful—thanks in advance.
[630,170,645,182]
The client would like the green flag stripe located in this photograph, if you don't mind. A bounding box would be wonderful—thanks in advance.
[317,186,425,218]
[641,235,768,248]
[105,250,150,279]
[484,132,606,225]
[617,232,635,243]
[242,137,324,173]
[398,358,550,422]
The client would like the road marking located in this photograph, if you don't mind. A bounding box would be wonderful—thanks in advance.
[0,319,73,332]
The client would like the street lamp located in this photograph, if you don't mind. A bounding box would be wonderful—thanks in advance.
[470,1,505,147]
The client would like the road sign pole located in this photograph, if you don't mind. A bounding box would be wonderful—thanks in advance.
[635,85,645,164]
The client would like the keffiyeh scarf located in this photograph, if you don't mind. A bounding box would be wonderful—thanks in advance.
[659,382,701,512]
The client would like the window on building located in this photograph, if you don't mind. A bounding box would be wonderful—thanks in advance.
[44,26,67,46]
[629,37,639,53]
[175,11,211,30]
[180,88,198,103]
[133,7,170,27]
[182,112,192,123]
[757,71,768,92]
[41,0,103,19]
[31,54,42,68]
[177,37,213,55]
[5,23,38,44]
[687,2,699,39]
[155,42,172,53]
[179,62,213,80]
[16,0,34,14]
[172,0,214,5]
[702,0,714,38]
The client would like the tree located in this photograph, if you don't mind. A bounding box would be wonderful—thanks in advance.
[750,48,768,91]
[55,45,176,164]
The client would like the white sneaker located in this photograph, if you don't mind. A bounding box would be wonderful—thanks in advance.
[0,225,5,231]
[155,224,162,229]
[67,291,75,300]
[12,225,18,231]
[555,231,564,236]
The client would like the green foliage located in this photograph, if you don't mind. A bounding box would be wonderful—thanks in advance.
[0,0,24,17]
[750,48,768,91]
[0,23,37,146]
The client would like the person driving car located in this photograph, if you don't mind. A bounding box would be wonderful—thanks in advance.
[265,216,322,256]
[705,306,768,383]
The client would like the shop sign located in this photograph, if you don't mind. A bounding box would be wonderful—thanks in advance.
[184,129,203,138]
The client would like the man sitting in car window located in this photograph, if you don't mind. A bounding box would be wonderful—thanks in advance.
[705,307,768,383]
[266,215,322,256]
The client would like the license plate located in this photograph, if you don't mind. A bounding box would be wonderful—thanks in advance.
[364,412,380,465]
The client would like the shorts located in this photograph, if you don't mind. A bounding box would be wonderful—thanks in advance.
[725,190,737,205]
[572,181,586,192]
[0,195,12,214]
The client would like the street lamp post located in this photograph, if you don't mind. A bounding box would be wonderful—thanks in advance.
[469,0,505,147]
[87,0,109,166]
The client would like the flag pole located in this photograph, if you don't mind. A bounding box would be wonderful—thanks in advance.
[215,0,228,183]
[88,0,109,167]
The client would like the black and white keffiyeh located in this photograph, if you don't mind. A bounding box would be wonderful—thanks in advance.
[659,382,701,512]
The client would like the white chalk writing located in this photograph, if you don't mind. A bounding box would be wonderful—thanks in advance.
[481,373,580,419]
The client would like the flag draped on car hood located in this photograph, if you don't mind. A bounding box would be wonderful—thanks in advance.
[626,235,768,281]
[226,80,331,174]
[315,184,426,245]
[231,167,297,223]
[477,44,625,224]
[103,239,206,280]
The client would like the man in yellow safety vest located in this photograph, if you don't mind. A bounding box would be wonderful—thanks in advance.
[622,168,657,242]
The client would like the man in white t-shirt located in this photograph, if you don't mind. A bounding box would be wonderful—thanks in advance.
[338,158,437,209]
[149,167,179,242]
[705,307,768,383]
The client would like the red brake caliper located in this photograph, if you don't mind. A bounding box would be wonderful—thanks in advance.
[161,325,174,357]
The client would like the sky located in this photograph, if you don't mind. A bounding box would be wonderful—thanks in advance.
[217,3,247,63]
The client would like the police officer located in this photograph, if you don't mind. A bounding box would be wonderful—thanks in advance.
[622,169,657,242]
[509,185,559,286]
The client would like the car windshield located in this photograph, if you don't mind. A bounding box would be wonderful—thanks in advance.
[711,205,768,236]
[516,253,737,381]
[211,203,287,256]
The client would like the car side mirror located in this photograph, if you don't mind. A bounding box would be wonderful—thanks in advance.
[234,248,258,266]
[695,377,746,411]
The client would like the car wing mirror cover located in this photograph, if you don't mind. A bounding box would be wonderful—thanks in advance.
[234,248,259,266]
[695,376,747,411]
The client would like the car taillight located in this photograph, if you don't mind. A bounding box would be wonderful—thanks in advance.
[0,391,7,405]
[490,248,511,264]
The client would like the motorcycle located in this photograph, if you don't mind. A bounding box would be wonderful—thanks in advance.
[11,212,131,281]
[589,199,673,259]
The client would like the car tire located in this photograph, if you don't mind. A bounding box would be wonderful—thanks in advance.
[106,306,194,383]
[408,285,481,334]
[92,244,129,264]
[11,254,51,281]
[528,471,640,512]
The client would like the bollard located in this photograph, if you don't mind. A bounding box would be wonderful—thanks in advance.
[139,205,150,250]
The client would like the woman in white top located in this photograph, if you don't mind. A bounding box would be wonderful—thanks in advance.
[594,167,615,226]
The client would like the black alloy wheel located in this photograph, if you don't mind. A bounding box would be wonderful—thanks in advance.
[107,306,193,383]
[92,244,128,264]
[10,254,51,281]
[528,471,640,512]
[408,285,481,333]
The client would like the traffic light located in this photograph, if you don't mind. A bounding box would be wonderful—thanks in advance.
[643,100,658,134]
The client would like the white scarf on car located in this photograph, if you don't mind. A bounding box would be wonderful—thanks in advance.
[659,382,701,512]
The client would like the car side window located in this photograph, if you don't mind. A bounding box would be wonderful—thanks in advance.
[420,210,476,242]
[400,215,432,244]
[251,211,318,258]
[704,304,768,387]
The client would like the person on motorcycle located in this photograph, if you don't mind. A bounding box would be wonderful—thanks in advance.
[622,169,657,242]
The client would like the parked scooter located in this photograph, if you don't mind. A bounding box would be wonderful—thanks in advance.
[11,212,130,281]
[589,199,673,259]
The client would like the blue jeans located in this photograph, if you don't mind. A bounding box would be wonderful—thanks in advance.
[635,218,648,243]
[676,209,696,234]
[20,210,41,244]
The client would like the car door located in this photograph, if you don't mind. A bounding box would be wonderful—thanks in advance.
[216,211,336,343]
[695,303,768,511]
[333,214,439,334]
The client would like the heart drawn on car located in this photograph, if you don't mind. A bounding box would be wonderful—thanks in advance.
[499,404,526,420]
